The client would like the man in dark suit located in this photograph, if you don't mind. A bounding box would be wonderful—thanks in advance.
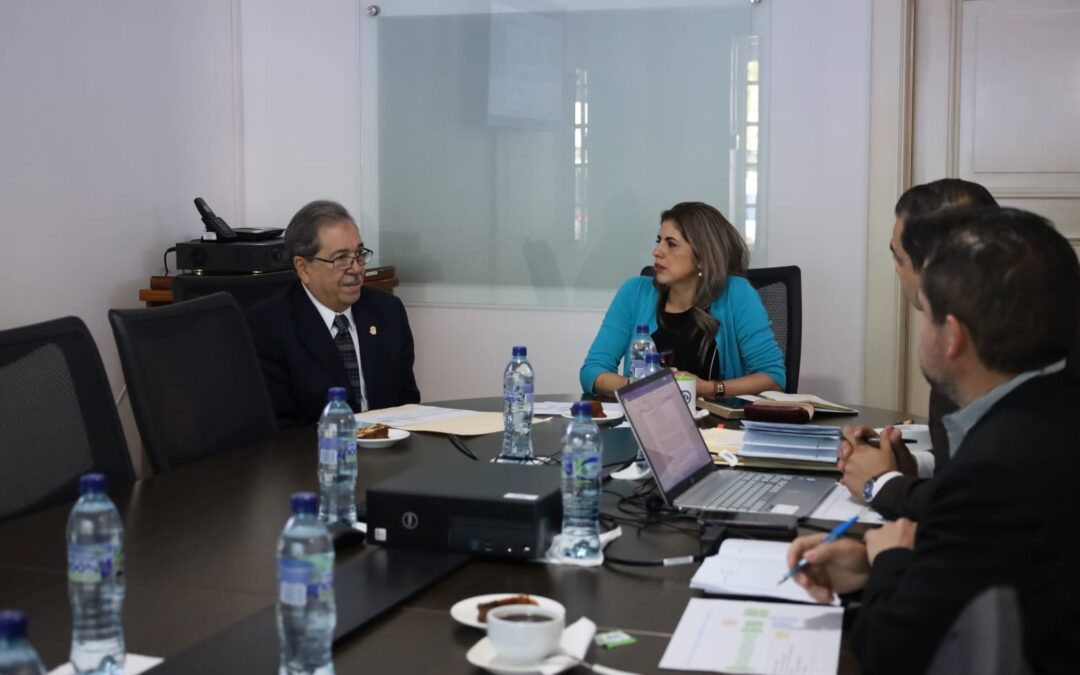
[788,207,1080,675]
[837,179,998,519]
[248,200,420,428]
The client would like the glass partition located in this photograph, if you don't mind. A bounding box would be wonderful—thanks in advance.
[360,0,769,307]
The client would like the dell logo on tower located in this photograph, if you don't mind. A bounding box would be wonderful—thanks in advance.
[402,511,419,530]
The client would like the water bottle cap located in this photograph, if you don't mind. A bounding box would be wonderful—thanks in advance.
[511,345,527,357]
[570,401,592,417]
[327,387,347,401]
[645,352,661,363]
[0,609,28,639]
[78,473,107,495]
[290,492,319,516]
[636,324,650,333]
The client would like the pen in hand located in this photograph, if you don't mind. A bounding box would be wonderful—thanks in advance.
[777,515,859,586]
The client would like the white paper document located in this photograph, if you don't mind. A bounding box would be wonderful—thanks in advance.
[808,483,885,524]
[354,404,505,436]
[49,654,163,675]
[660,598,843,675]
[690,540,841,606]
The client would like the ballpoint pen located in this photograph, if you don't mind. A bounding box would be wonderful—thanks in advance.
[777,515,859,585]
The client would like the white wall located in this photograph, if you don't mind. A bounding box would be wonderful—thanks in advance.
[763,1,871,402]
[0,1,242,472]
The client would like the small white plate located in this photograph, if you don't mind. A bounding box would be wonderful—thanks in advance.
[450,593,565,630]
[465,636,577,675]
[356,427,410,449]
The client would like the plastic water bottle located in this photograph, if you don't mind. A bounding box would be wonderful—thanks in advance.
[556,402,602,562]
[632,352,664,470]
[66,473,124,675]
[317,388,358,525]
[277,492,336,675]
[0,610,46,675]
[500,346,535,461]
[629,324,657,381]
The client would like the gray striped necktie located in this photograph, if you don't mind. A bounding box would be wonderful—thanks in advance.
[332,314,362,396]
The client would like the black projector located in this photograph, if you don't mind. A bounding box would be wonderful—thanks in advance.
[175,239,291,273]
[366,460,561,560]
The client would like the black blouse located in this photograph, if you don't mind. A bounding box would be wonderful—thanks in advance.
[652,308,720,382]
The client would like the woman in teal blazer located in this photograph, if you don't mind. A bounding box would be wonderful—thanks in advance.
[580,202,785,398]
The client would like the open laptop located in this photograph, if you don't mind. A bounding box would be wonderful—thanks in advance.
[616,370,833,520]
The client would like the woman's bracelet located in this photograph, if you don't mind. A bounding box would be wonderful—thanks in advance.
[713,380,726,397]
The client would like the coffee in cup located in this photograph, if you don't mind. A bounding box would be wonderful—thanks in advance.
[486,604,565,664]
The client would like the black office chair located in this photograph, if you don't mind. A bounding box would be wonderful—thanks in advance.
[0,317,135,520]
[170,269,297,310]
[926,586,1031,675]
[109,293,277,473]
[745,266,801,393]
[640,264,802,392]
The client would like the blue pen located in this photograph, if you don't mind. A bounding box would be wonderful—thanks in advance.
[777,515,859,586]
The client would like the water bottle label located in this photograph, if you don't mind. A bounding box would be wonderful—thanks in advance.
[563,454,601,479]
[524,382,534,406]
[504,383,534,407]
[319,435,338,466]
[68,544,123,583]
[337,438,357,462]
[631,359,645,379]
[278,556,334,607]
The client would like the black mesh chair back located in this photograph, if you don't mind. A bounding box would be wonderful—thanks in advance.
[170,270,297,310]
[0,317,134,520]
[639,264,802,392]
[109,293,277,473]
[926,586,1031,675]
[745,266,802,393]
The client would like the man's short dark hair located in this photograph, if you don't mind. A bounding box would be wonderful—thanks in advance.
[895,179,998,270]
[919,207,1079,374]
[894,178,997,221]
[285,200,356,259]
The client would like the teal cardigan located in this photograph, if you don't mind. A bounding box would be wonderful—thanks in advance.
[579,275,786,394]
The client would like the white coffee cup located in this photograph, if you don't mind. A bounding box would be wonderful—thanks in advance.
[675,374,697,414]
[486,604,565,664]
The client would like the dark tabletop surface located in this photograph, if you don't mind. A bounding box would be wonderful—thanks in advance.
[0,395,905,673]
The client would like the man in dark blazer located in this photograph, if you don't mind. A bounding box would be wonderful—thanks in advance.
[836,179,998,520]
[787,207,1080,675]
[248,200,420,429]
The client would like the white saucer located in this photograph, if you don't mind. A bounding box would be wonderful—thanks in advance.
[691,408,709,420]
[356,427,410,449]
[450,593,565,630]
[465,637,576,675]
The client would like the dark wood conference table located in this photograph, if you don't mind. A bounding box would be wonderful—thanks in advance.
[0,396,911,674]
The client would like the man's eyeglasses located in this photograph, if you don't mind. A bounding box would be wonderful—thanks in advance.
[311,247,374,270]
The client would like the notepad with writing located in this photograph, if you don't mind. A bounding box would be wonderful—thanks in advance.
[741,391,858,414]
[690,539,840,606]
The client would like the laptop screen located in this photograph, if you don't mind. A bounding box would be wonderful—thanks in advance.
[617,371,715,497]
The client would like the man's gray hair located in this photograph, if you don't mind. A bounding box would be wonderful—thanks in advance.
[285,200,357,259]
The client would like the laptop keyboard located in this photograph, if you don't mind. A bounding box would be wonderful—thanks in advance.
[701,473,792,513]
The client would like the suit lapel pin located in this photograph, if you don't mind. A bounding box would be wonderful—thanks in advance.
[369,325,377,336]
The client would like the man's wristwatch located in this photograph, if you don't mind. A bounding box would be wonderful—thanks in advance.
[713,380,726,397]
[863,475,882,501]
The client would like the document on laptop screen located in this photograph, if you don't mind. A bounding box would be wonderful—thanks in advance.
[621,376,707,489]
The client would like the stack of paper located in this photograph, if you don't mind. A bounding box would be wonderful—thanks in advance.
[739,420,842,464]
[690,539,840,606]
[661,598,843,675]
[741,391,858,414]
